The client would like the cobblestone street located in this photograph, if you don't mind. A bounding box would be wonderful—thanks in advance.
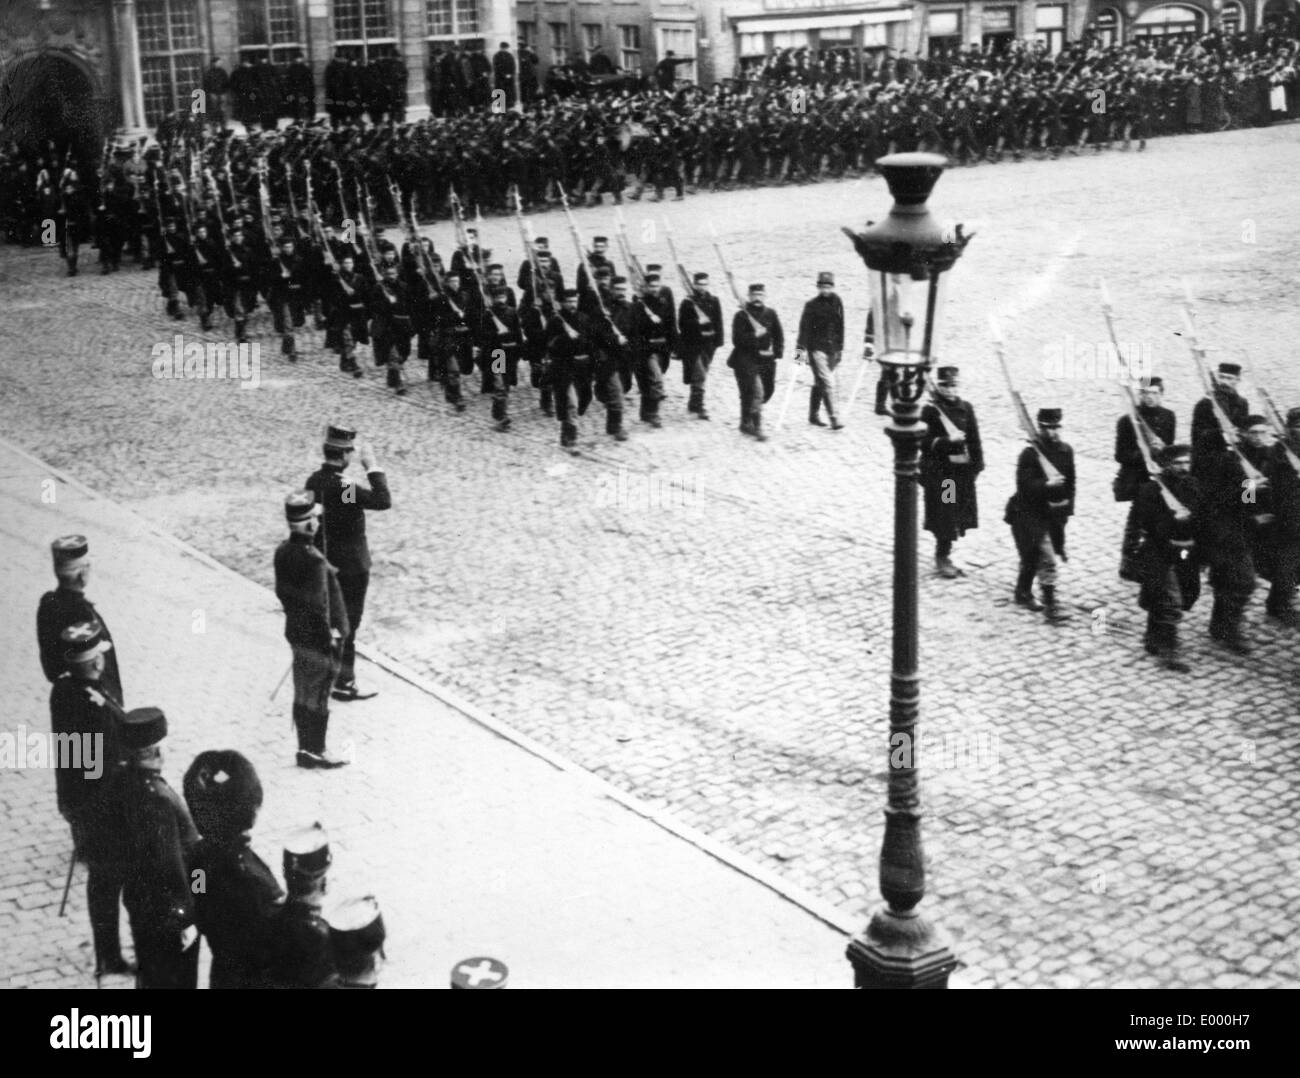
[2,124,1298,988]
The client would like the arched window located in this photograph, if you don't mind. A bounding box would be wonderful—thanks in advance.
[1220,1,1246,34]
[1094,7,1123,48]
[1132,4,1205,40]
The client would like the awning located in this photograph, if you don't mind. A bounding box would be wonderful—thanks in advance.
[734,10,911,33]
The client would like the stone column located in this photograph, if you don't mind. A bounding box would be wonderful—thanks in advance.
[399,0,430,120]
[113,0,148,133]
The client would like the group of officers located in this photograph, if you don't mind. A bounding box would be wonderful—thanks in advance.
[912,360,1300,672]
[40,535,386,988]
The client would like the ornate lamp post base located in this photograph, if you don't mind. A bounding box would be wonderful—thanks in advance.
[846,907,958,989]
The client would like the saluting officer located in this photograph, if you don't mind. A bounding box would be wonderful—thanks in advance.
[274,490,350,769]
[267,823,340,989]
[727,283,783,442]
[183,750,285,988]
[920,366,984,578]
[49,622,131,977]
[795,271,845,431]
[108,707,201,989]
[37,535,123,701]
[305,426,392,702]
[1005,408,1076,622]
[676,272,724,421]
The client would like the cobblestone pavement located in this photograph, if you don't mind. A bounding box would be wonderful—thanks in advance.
[0,442,852,988]
[1,124,1298,989]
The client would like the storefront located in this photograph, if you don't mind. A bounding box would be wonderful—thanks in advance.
[731,5,912,71]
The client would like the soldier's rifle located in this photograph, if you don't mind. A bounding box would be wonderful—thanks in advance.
[511,185,554,316]
[390,178,442,298]
[706,221,766,336]
[353,179,384,286]
[922,373,972,465]
[558,184,623,341]
[1117,379,1189,516]
[613,206,646,291]
[1178,285,1266,485]
[1256,385,1300,478]
[987,315,1067,486]
[662,217,703,313]
[255,157,275,254]
[283,159,303,242]
[1097,276,1169,455]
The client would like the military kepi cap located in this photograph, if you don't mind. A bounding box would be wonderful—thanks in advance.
[51,534,90,571]
[284,490,320,523]
[1037,408,1063,427]
[1140,376,1163,389]
[121,707,168,749]
[748,283,765,294]
[936,366,959,385]
[561,288,579,299]
[62,621,112,664]
[324,424,357,450]
[1159,443,1192,464]
[1217,362,1242,376]
[693,272,709,283]
[328,895,386,981]
[284,822,331,878]
[817,271,834,286]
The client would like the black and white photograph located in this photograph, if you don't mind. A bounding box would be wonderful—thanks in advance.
[0,0,1295,1026]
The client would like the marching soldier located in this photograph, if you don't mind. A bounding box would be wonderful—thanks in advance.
[1267,408,1300,627]
[727,283,783,441]
[327,252,370,376]
[1131,444,1202,672]
[546,288,598,449]
[920,366,984,578]
[158,217,191,320]
[327,895,387,988]
[591,276,631,442]
[475,285,523,431]
[108,706,201,989]
[370,261,415,396]
[1005,408,1076,622]
[676,272,723,420]
[1199,414,1271,654]
[629,271,674,428]
[274,490,350,768]
[183,750,285,988]
[37,535,123,699]
[305,426,392,703]
[49,622,131,977]
[795,271,845,431]
[188,220,222,331]
[433,270,473,410]
[1191,361,1249,474]
[222,223,259,344]
[266,235,311,359]
[267,823,340,989]
[1114,376,1176,578]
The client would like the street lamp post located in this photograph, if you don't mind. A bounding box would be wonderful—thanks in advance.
[842,153,972,989]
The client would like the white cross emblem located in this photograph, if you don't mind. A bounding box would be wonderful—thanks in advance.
[456,959,505,988]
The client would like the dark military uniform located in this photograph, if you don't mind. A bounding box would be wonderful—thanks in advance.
[37,589,122,701]
[546,300,598,448]
[1132,466,1202,668]
[304,451,392,694]
[274,513,350,761]
[796,285,845,426]
[1267,427,1300,625]
[1005,421,1076,619]
[920,391,984,560]
[184,749,285,989]
[267,824,340,989]
[676,284,724,418]
[107,708,200,990]
[728,295,783,439]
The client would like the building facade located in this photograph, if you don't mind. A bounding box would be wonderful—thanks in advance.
[515,1,705,82]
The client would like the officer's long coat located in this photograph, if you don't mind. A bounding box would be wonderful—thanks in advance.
[920,396,984,540]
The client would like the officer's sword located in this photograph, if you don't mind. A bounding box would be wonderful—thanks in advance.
[772,355,802,433]
[58,843,76,917]
[841,355,872,420]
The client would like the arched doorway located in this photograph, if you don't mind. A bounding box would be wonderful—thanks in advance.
[0,52,106,170]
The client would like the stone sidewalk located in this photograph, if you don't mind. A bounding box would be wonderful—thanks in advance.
[0,439,856,989]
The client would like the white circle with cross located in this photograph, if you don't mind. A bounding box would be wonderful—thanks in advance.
[451,956,508,989]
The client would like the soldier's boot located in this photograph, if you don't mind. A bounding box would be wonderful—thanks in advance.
[235,318,249,344]
[752,412,768,443]
[200,310,213,331]
[1143,613,1161,656]
[282,333,297,360]
[166,297,182,319]
[311,710,349,769]
[89,870,132,976]
[560,422,578,449]
[1155,624,1191,673]
[492,397,512,431]
[1014,568,1043,611]
[935,542,961,579]
[1041,585,1071,623]
[292,703,313,761]
[875,375,891,416]
[540,387,554,416]
[809,385,826,426]
[606,409,628,442]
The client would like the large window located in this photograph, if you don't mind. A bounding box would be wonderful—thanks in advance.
[237,0,304,65]
[426,0,479,40]
[1093,7,1122,48]
[619,25,641,70]
[549,23,569,65]
[1035,5,1067,54]
[928,11,963,55]
[138,0,205,126]
[582,24,603,60]
[1221,1,1245,34]
[518,21,536,51]
[333,0,397,62]
[738,31,765,58]
[657,24,696,83]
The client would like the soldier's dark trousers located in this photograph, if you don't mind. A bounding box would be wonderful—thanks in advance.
[1143,565,1185,651]
[732,359,767,433]
[635,352,666,420]
[552,359,590,444]
[335,573,368,687]
[290,643,340,751]
[131,924,199,989]
[685,347,714,413]
[595,360,625,433]
[1267,538,1300,615]
[69,816,127,968]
